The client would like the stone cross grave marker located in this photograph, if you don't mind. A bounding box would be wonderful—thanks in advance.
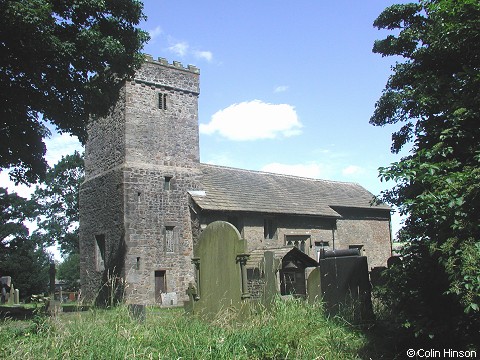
[186,221,250,319]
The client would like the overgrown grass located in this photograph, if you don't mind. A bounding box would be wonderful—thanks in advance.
[0,299,378,359]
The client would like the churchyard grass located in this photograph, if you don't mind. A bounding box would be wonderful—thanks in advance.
[0,299,373,359]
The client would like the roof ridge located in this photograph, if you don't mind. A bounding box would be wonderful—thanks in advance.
[199,162,363,187]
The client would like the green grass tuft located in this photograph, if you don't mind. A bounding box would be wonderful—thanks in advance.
[0,300,374,359]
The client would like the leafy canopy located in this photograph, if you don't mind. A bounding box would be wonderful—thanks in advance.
[0,187,51,299]
[0,0,149,184]
[371,0,480,346]
[33,151,84,255]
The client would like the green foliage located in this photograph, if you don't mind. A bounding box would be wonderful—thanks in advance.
[0,188,35,248]
[0,152,83,299]
[371,0,480,347]
[0,235,51,299]
[57,253,80,292]
[0,0,149,184]
[0,301,374,359]
[0,187,51,299]
[33,151,84,255]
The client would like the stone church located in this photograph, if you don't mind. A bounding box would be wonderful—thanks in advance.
[79,56,392,305]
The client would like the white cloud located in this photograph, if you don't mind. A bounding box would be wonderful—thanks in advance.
[342,165,364,176]
[200,100,302,141]
[165,37,213,62]
[168,41,189,57]
[261,163,326,179]
[274,85,289,93]
[194,50,213,62]
[148,26,163,42]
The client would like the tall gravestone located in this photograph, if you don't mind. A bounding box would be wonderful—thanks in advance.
[262,251,280,307]
[318,252,373,320]
[185,221,250,320]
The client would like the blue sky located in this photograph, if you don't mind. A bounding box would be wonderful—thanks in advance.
[141,0,407,229]
[1,1,409,253]
[141,0,405,187]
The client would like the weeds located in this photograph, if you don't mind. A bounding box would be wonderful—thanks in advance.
[0,299,372,359]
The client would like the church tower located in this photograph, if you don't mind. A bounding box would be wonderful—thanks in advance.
[79,56,201,304]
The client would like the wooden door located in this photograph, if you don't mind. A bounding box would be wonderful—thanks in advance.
[155,270,166,303]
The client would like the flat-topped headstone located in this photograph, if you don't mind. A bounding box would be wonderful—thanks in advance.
[160,292,178,306]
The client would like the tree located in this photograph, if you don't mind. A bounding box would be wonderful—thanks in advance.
[371,0,480,347]
[57,253,80,292]
[0,188,50,299]
[0,0,149,184]
[0,235,51,300]
[33,151,84,255]
[0,188,35,249]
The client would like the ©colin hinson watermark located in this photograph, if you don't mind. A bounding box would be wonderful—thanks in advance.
[407,348,478,358]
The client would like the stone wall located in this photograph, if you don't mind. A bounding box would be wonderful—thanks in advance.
[197,210,391,268]
[79,168,126,304]
[80,58,202,305]
[335,208,392,269]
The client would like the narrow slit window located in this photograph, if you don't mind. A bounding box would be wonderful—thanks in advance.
[164,176,172,190]
[165,226,175,253]
[158,93,167,110]
[95,235,106,271]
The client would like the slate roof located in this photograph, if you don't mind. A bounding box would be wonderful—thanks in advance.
[189,164,389,218]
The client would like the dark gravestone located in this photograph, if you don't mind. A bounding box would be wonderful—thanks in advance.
[1,276,11,304]
[128,304,146,322]
[319,255,373,320]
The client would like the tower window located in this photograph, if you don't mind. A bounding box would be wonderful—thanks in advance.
[165,226,175,253]
[164,176,172,190]
[158,93,167,110]
[95,234,106,271]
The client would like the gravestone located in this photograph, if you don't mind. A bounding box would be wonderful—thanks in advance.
[128,304,146,322]
[1,276,11,304]
[47,262,61,315]
[14,289,19,305]
[160,292,178,306]
[261,251,280,307]
[8,285,14,305]
[306,267,322,304]
[319,253,373,320]
[185,221,250,319]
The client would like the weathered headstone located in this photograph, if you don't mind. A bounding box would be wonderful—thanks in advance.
[186,221,250,320]
[8,284,15,305]
[306,267,322,304]
[128,304,146,322]
[319,254,373,320]
[1,276,11,304]
[160,292,178,306]
[14,289,20,305]
[48,262,61,315]
[262,251,279,307]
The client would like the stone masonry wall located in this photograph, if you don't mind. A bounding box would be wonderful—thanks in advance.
[84,87,126,178]
[79,168,125,303]
[80,58,202,305]
[123,165,201,304]
[198,210,392,268]
[121,59,201,304]
[335,208,392,269]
